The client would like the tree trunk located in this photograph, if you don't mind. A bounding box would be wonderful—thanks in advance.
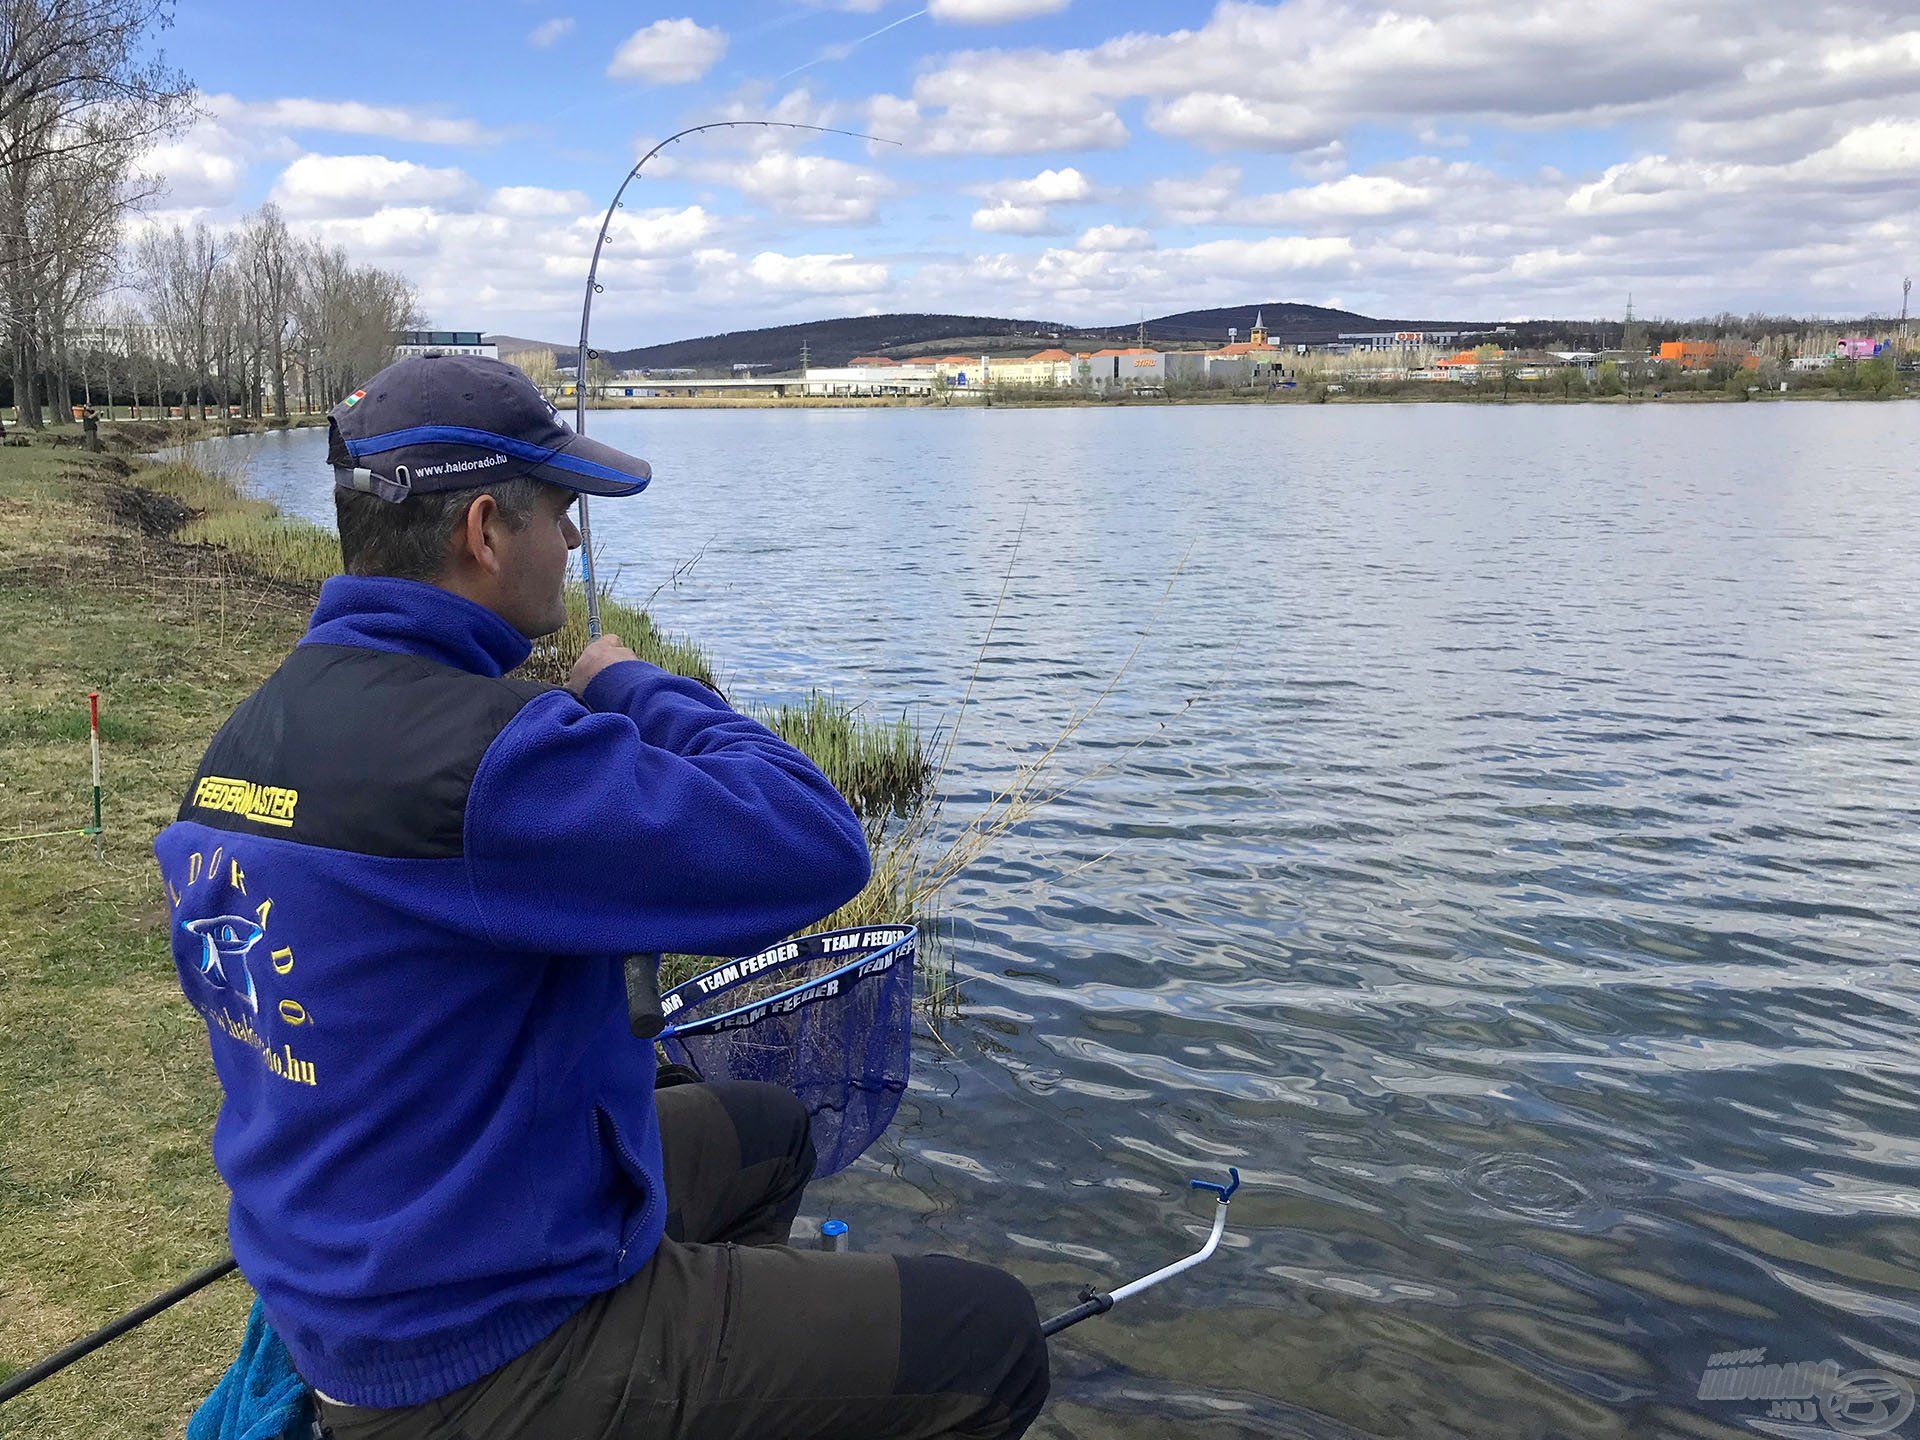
[20,333,43,429]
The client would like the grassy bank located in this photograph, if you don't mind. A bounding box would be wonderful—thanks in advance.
[0,429,926,1436]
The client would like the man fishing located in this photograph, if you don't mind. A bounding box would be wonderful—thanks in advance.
[153,353,1049,1439]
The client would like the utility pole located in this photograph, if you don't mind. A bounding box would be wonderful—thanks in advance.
[1902,278,1911,347]
[800,337,810,374]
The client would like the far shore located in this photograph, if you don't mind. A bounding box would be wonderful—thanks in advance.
[551,386,1912,411]
[14,377,1907,436]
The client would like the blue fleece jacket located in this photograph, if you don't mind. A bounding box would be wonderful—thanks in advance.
[152,576,870,1407]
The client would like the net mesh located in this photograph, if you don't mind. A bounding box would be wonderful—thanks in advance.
[660,926,916,1178]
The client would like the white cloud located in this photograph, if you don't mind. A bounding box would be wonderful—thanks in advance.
[1803,116,1920,179]
[877,0,1920,162]
[488,185,590,217]
[979,165,1094,204]
[171,3,1920,345]
[1149,93,1333,153]
[1075,224,1153,251]
[971,200,1057,234]
[901,231,1358,319]
[1177,234,1356,277]
[965,166,1097,234]
[1560,117,1920,236]
[718,151,893,224]
[868,91,1125,155]
[598,205,717,258]
[1147,165,1241,224]
[270,154,478,218]
[529,16,575,48]
[203,94,497,146]
[743,250,889,294]
[607,19,728,84]
[929,0,1070,23]
[1161,171,1441,226]
[135,124,251,208]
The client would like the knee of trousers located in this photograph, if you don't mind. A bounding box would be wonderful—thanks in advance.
[714,1080,815,1173]
[896,1255,1051,1432]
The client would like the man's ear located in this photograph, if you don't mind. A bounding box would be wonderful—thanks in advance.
[457,493,504,577]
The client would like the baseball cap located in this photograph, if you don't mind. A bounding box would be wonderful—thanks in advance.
[327,353,652,503]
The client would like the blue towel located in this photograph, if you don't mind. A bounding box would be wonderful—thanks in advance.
[188,1297,313,1440]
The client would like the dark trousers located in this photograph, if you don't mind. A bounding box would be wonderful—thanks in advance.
[316,1081,1048,1439]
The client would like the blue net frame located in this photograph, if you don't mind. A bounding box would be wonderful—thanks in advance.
[659,926,918,1178]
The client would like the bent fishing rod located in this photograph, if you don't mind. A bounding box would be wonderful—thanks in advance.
[564,118,898,1040]
[571,119,898,645]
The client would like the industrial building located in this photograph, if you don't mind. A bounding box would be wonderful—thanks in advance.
[393,331,497,359]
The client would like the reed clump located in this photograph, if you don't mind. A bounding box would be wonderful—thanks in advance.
[750,691,925,820]
[524,585,718,690]
[175,511,340,586]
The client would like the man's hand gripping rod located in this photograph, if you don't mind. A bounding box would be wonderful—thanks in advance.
[1041,1168,1239,1337]
[565,119,896,1043]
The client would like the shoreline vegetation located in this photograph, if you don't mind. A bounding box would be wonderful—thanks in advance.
[0,418,936,1436]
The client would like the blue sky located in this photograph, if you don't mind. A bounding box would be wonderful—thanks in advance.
[144,0,1920,344]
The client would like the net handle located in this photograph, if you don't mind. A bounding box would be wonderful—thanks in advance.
[661,926,918,1040]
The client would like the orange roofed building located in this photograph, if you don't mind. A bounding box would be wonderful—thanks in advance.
[1657,340,1716,368]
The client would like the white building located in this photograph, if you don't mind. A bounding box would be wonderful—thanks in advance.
[393,331,497,359]
[802,363,939,396]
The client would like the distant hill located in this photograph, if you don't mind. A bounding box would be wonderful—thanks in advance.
[486,333,573,360]
[1139,302,1477,345]
[607,304,1508,373]
[489,302,1507,377]
[598,313,1066,374]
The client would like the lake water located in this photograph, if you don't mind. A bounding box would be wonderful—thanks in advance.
[186,403,1920,1439]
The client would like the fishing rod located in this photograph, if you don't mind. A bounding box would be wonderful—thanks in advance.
[571,119,898,641]
[0,1167,1240,1407]
[0,1257,237,1405]
[566,118,899,1041]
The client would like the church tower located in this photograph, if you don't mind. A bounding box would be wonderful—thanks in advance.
[1249,310,1268,348]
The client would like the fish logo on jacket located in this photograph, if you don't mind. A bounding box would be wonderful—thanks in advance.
[181,915,265,1012]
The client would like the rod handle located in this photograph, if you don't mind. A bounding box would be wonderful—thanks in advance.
[1041,1289,1114,1337]
[624,953,665,1039]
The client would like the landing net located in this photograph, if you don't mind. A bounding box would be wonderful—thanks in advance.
[660,925,917,1178]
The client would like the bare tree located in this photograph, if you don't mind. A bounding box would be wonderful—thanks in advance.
[135,219,225,419]
[515,346,559,396]
[238,202,296,417]
[293,239,418,407]
[0,0,190,424]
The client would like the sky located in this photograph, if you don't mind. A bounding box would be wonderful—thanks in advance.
[139,0,1920,346]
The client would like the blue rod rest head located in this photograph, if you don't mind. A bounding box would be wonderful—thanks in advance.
[1189,1167,1241,1203]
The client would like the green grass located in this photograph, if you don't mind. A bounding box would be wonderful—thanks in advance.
[0,702,153,746]
[0,443,298,1433]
